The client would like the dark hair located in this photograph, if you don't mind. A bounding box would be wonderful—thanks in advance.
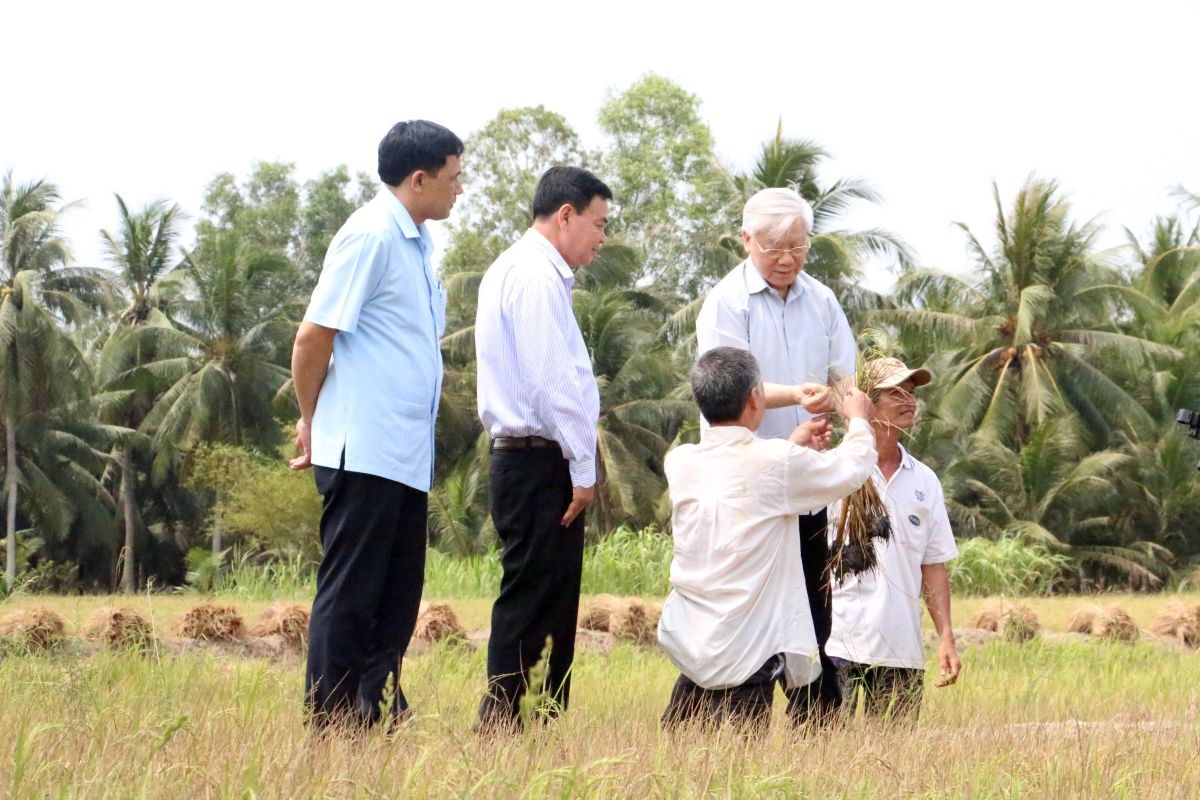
[691,348,761,424]
[378,120,464,186]
[531,166,613,219]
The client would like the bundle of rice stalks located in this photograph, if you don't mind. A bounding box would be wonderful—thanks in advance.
[828,351,912,582]
[414,602,465,644]
[578,595,623,632]
[1149,601,1200,648]
[249,604,310,647]
[1066,604,1139,642]
[172,604,245,641]
[610,599,655,644]
[82,606,153,650]
[968,599,1040,642]
[0,606,69,651]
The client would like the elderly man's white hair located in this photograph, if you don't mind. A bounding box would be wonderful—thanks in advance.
[741,188,814,243]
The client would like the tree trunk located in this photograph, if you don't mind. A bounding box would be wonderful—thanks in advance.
[212,493,222,555]
[5,411,16,591]
[120,449,136,594]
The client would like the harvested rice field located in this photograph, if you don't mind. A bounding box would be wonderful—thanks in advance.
[3,592,1200,798]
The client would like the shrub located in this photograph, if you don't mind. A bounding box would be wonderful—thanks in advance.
[949,537,1070,596]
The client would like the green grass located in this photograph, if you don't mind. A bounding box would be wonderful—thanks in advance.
[2,593,1200,797]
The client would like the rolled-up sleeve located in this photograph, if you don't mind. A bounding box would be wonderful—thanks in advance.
[507,273,598,487]
[696,290,749,356]
[304,232,385,333]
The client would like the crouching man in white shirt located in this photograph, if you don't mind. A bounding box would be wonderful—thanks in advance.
[827,357,962,722]
[658,347,878,732]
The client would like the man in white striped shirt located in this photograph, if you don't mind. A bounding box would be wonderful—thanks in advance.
[473,166,610,732]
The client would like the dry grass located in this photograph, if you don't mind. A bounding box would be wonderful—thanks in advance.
[172,603,246,640]
[414,601,466,644]
[249,603,310,647]
[1149,601,1200,647]
[81,606,153,650]
[579,594,622,631]
[968,599,1040,642]
[1066,605,1140,642]
[579,595,659,644]
[2,593,1200,797]
[0,606,68,650]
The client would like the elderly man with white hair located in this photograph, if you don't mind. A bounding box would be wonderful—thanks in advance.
[695,187,857,726]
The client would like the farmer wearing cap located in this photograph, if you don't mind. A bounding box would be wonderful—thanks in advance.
[695,187,856,724]
[658,347,876,733]
[826,357,961,721]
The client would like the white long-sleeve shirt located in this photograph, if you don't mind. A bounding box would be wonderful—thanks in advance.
[475,229,601,487]
[657,418,877,689]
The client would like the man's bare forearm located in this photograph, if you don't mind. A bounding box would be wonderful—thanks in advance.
[292,321,337,422]
[921,563,954,640]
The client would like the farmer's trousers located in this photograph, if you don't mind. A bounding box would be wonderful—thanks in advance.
[305,459,427,732]
[832,657,924,722]
[476,448,585,731]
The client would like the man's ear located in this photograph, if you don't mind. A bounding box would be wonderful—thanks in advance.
[557,203,573,227]
[408,170,427,194]
[741,230,752,253]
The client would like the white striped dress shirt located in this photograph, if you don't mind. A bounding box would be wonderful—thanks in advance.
[475,229,600,487]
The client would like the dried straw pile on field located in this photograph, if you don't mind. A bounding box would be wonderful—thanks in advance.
[0,606,69,651]
[414,602,466,644]
[1066,605,1139,642]
[249,604,310,647]
[172,604,245,641]
[968,599,1040,642]
[1149,601,1200,647]
[82,606,153,650]
[579,595,661,644]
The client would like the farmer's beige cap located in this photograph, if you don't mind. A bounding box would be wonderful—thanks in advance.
[864,357,932,390]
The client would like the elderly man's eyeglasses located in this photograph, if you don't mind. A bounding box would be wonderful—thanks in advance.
[751,236,812,258]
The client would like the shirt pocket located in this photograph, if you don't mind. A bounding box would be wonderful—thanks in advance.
[801,335,831,384]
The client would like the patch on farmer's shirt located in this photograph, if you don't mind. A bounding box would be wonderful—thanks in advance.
[908,514,921,526]
[914,490,926,502]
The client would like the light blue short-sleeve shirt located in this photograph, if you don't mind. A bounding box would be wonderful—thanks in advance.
[303,189,446,492]
[696,261,856,440]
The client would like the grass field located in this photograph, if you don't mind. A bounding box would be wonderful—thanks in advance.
[2,592,1200,798]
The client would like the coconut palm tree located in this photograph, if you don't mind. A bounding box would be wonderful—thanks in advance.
[134,232,298,554]
[0,172,119,588]
[946,420,1172,588]
[876,178,1177,449]
[97,195,184,592]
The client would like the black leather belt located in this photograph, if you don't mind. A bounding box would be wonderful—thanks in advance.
[491,435,560,451]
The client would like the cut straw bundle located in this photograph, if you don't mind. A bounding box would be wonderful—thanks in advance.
[827,351,899,581]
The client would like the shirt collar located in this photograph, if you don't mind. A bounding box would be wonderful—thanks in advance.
[898,443,915,470]
[523,229,574,282]
[377,189,431,246]
[740,259,805,301]
[699,424,757,444]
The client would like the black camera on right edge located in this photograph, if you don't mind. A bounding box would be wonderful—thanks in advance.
[1179,409,1200,470]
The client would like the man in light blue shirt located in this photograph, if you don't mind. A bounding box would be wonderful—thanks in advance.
[290,120,462,733]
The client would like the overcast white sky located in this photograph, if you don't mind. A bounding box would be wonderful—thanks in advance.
[5,0,1198,292]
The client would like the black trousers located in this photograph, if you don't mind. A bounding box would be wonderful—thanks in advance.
[832,657,924,722]
[661,656,783,734]
[477,448,585,731]
[784,508,841,725]
[305,462,427,731]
